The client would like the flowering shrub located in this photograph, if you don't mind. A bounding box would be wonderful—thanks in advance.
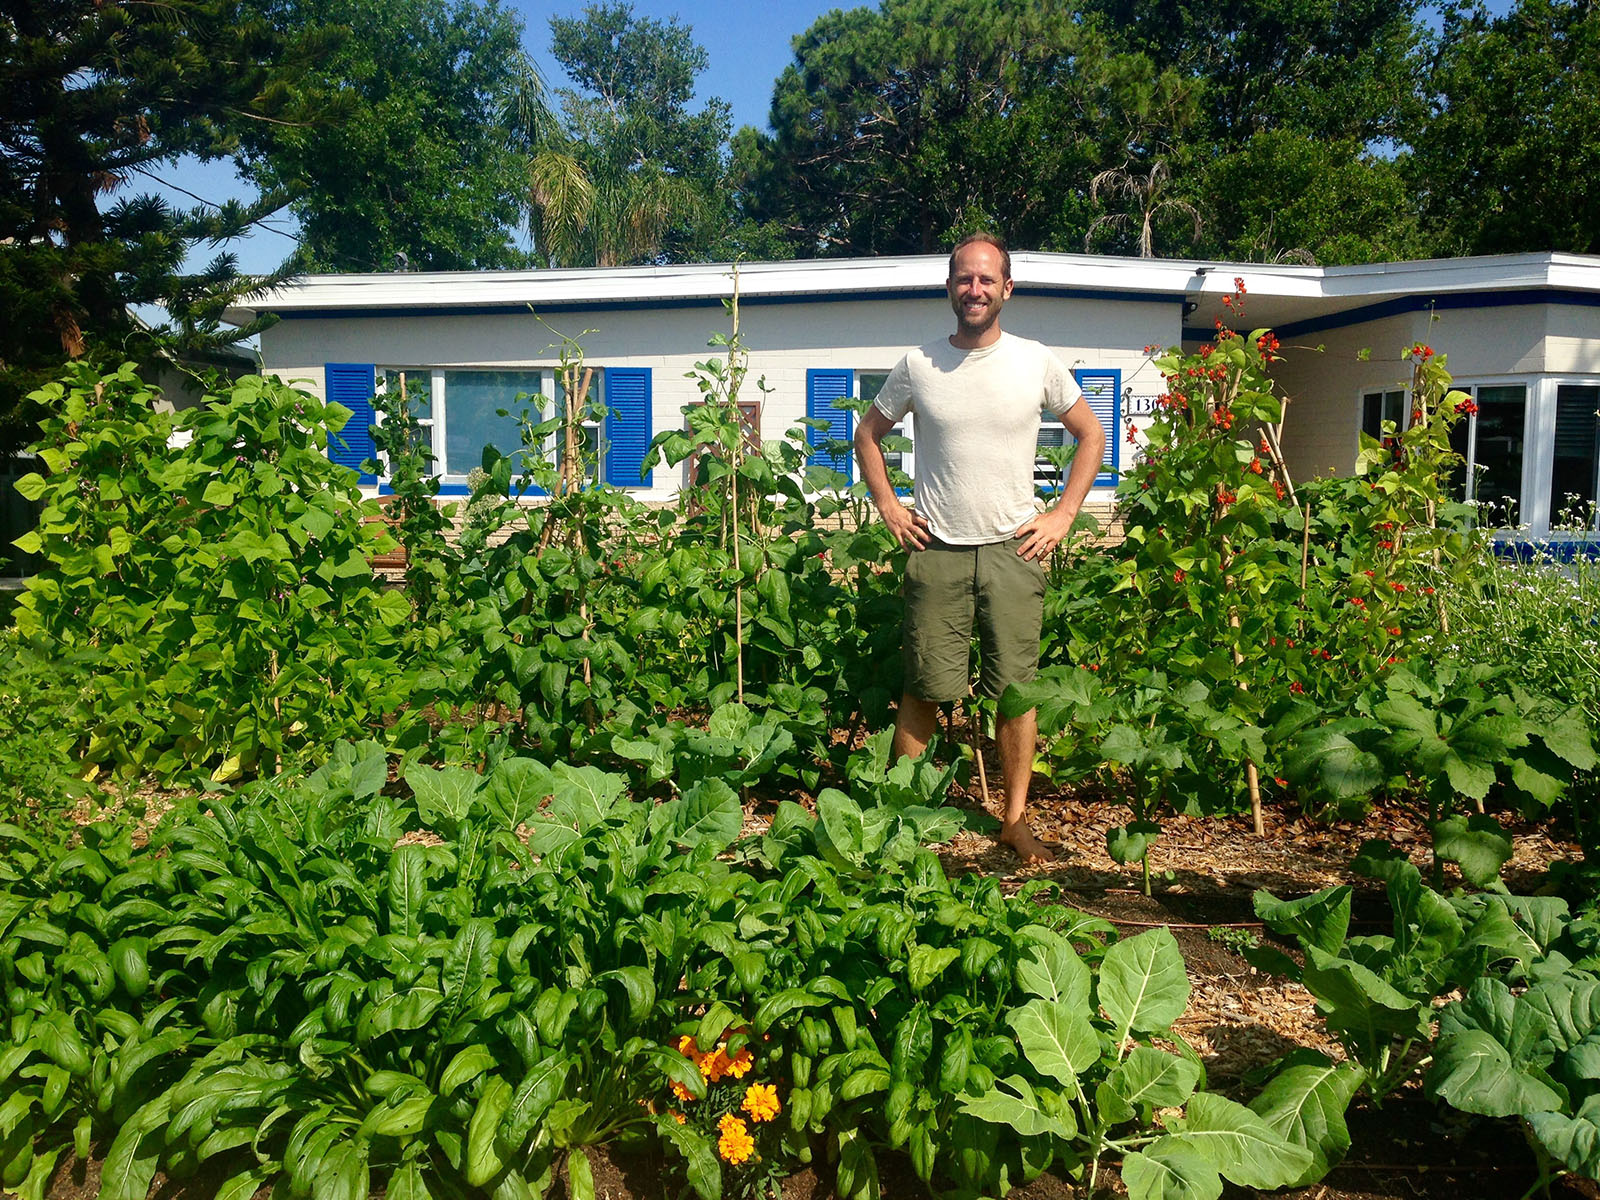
[1010,285,1583,887]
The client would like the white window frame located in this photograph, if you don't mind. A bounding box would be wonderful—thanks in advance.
[1359,386,1410,441]
[1446,376,1536,531]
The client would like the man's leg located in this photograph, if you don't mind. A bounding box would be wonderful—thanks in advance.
[976,542,1053,863]
[996,707,1053,862]
[893,693,940,762]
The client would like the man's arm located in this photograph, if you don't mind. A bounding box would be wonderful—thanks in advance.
[1013,399,1107,561]
[854,405,930,550]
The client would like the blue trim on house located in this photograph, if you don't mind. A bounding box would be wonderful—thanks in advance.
[1492,535,1600,563]
[1073,369,1121,488]
[1182,288,1600,343]
[806,368,854,480]
[272,287,1189,322]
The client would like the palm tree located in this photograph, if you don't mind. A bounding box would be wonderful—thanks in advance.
[1085,160,1201,258]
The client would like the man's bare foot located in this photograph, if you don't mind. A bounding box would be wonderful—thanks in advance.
[999,824,1057,864]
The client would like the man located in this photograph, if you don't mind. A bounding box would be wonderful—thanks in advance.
[854,233,1107,863]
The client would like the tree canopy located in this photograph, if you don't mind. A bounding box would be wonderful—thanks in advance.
[237,0,539,272]
[530,2,733,266]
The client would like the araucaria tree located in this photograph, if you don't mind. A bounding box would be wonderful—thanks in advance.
[0,0,331,454]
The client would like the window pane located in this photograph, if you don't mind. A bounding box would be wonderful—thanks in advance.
[859,372,889,407]
[1361,389,1404,439]
[1473,384,1526,523]
[1447,393,1471,500]
[442,370,543,477]
[1551,385,1600,527]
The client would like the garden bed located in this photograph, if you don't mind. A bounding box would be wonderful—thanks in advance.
[25,770,1590,1200]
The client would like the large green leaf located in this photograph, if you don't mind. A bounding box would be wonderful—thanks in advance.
[1099,928,1189,1037]
[1016,933,1091,1008]
[98,1093,171,1200]
[655,1114,721,1200]
[386,845,427,939]
[1007,998,1099,1083]
[1281,722,1384,803]
[441,1046,498,1096]
[957,1075,1075,1139]
[906,945,959,994]
[356,986,443,1042]
[1300,946,1428,1051]
[1428,1028,1566,1118]
[1252,887,1352,956]
[816,789,866,861]
[1432,815,1513,889]
[1529,1095,1600,1178]
[1097,1046,1202,1124]
[484,759,553,829]
[548,765,627,831]
[1169,1092,1316,1190]
[465,1075,514,1187]
[669,779,743,853]
[1121,1139,1223,1200]
[1522,975,1600,1052]
[1247,1051,1365,1186]
[405,764,481,829]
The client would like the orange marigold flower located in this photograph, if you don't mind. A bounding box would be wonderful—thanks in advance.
[743,1083,781,1123]
[670,1111,687,1124]
[670,1080,696,1103]
[677,1035,699,1057]
[718,1114,755,1164]
[700,1047,729,1082]
[724,1046,754,1079]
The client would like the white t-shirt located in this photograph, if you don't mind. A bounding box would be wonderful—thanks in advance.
[874,331,1084,544]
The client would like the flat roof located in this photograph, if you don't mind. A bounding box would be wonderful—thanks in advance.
[227,250,1600,331]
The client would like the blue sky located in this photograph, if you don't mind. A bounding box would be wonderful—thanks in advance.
[135,0,841,276]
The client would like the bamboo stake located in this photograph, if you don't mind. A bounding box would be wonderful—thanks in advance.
[1221,536,1265,835]
[1299,501,1312,594]
[730,271,745,704]
[970,692,992,808]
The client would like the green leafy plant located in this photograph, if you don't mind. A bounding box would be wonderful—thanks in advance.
[11,363,417,779]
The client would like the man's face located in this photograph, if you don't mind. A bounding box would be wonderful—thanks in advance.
[947,243,1014,337]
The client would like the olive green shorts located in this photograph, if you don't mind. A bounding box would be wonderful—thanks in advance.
[902,538,1046,703]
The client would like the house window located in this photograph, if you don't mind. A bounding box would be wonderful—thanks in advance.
[377,368,547,486]
[1550,384,1600,528]
[1036,424,1069,491]
[556,368,606,483]
[1455,384,1528,524]
[1361,389,1407,440]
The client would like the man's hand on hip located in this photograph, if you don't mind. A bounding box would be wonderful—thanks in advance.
[881,500,932,551]
[1013,508,1076,561]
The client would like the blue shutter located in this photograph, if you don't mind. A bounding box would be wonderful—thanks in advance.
[604,367,653,487]
[806,368,853,480]
[1073,369,1121,487]
[324,363,377,484]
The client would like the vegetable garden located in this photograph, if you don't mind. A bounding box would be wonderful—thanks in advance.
[4,296,1600,1200]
